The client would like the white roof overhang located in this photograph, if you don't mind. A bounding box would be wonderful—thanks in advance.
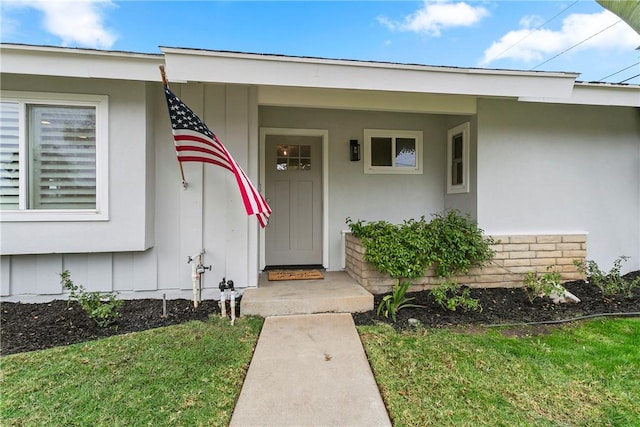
[519,82,640,107]
[0,44,162,81]
[3,44,636,110]
[161,47,579,100]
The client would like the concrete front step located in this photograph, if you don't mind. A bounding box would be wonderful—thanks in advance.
[240,271,373,317]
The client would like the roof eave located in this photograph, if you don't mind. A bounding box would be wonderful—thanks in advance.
[0,43,163,82]
[161,46,579,99]
[519,82,640,107]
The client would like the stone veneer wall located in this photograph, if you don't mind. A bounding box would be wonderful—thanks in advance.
[345,233,587,294]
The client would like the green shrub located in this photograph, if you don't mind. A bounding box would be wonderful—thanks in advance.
[522,267,565,303]
[574,256,639,298]
[60,270,123,327]
[430,279,482,312]
[426,211,495,277]
[376,280,424,322]
[347,217,432,279]
[347,210,495,280]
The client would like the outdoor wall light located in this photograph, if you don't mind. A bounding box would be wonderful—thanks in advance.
[350,139,360,162]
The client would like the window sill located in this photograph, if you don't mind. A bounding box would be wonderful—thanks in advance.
[447,185,470,194]
[364,166,423,175]
[0,210,109,222]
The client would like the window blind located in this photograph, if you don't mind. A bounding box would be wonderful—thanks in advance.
[0,102,20,210]
[28,105,96,209]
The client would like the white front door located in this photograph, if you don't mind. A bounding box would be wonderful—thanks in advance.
[265,134,323,267]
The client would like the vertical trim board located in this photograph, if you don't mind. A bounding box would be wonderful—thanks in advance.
[203,83,228,291]
[88,253,114,292]
[113,252,134,291]
[36,254,63,295]
[1,256,11,296]
[224,85,251,288]
[133,248,158,291]
[178,83,205,290]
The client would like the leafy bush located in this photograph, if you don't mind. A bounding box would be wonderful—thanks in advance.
[347,210,495,280]
[574,256,639,299]
[347,217,432,279]
[60,270,123,327]
[522,267,565,303]
[426,211,495,277]
[376,280,424,322]
[430,279,482,312]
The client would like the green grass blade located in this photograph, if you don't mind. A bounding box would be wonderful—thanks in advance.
[1,316,263,427]
[359,319,640,426]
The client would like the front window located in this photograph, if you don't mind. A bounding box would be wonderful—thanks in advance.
[0,92,108,221]
[364,129,423,174]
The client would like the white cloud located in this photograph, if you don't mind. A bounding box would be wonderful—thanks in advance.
[519,15,544,29]
[378,0,489,37]
[6,0,117,49]
[481,10,640,66]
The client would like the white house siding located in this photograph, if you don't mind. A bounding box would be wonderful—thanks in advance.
[0,74,154,254]
[1,80,261,301]
[259,106,472,270]
[476,98,640,273]
[152,82,261,297]
[2,47,637,301]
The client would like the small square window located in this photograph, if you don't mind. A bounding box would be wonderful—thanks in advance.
[364,129,422,174]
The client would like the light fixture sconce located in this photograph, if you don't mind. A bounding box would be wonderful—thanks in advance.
[350,139,360,162]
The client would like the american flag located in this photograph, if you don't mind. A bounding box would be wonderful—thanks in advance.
[163,86,271,227]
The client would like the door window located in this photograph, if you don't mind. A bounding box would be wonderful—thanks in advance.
[276,144,311,171]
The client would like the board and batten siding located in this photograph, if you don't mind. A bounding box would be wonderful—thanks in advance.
[1,81,261,302]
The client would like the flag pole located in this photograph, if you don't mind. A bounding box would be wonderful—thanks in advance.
[160,65,188,189]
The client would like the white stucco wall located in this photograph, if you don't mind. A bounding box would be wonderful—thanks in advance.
[259,106,471,270]
[477,98,640,272]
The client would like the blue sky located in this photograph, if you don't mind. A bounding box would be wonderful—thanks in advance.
[2,1,639,83]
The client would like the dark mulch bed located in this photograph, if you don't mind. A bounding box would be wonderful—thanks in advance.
[1,298,234,356]
[2,272,639,356]
[353,271,640,331]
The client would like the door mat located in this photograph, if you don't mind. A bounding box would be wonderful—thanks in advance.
[268,270,324,281]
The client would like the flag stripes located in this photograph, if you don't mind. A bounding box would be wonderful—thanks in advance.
[163,86,271,227]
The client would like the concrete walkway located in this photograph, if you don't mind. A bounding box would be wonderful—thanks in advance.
[230,313,392,427]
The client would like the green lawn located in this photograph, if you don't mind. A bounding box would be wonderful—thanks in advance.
[358,318,640,427]
[1,316,263,427]
[2,316,639,426]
